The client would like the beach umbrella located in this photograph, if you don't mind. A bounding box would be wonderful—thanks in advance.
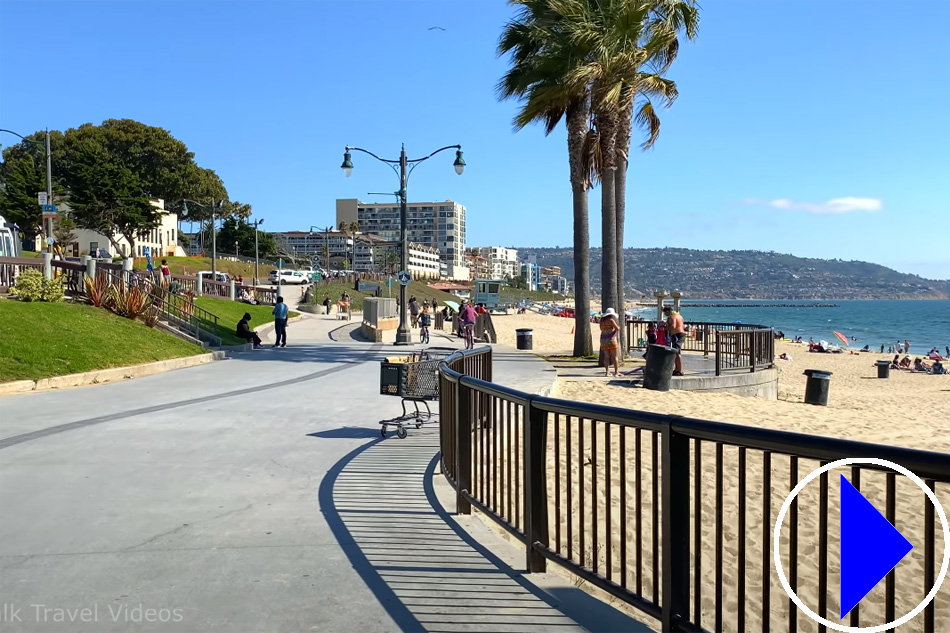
[444,300,460,311]
[833,331,850,346]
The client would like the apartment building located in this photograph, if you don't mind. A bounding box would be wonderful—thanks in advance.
[466,246,519,279]
[521,262,542,291]
[336,198,466,274]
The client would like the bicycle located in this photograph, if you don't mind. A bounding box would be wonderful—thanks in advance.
[462,322,475,350]
[420,324,430,344]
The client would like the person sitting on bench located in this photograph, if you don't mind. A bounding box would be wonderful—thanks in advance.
[236,312,262,348]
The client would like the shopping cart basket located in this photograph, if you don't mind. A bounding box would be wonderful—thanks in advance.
[378,348,452,438]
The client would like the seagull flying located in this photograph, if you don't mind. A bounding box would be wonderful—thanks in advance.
[428,26,446,31]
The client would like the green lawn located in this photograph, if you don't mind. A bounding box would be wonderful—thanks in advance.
[193,297,299,345]
[0,300,205,382]
[307,280,459,313]
[134,256,270,279]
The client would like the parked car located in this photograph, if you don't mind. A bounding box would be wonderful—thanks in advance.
[268,269,309,285]
[197,271,231,283]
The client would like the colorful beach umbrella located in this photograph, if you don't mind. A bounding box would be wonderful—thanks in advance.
[443,300,460,311]
[833,331,850,346]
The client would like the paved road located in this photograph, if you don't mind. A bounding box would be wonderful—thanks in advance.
[0,315,646,633]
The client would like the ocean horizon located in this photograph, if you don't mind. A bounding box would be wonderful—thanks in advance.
[639,299,950,354]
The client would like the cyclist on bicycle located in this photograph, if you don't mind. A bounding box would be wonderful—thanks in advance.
[419,308,432,344]
[459,301,478,350]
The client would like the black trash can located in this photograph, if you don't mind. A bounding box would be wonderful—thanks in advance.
[803,369,832,406]
[875,360,890,379]
[516,328,533,351]
[644,344,677,391]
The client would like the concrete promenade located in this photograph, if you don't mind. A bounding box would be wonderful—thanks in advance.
[0,313,648,632]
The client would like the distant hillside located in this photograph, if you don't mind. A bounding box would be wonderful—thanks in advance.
[517,247,950,300]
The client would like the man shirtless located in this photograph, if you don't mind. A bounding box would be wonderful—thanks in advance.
[663,306,686,376]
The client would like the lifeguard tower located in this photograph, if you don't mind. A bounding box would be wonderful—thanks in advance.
[474,279,513,313]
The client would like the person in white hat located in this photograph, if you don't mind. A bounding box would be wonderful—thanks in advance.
[599,308,621,376]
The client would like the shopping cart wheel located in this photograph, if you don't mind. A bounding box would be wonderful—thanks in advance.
[380,425,387,437]
[396,427,408,439]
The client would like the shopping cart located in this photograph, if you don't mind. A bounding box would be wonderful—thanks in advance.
[378,347,455,438]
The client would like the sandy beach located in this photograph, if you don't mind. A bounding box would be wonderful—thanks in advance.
[480,312,950,631]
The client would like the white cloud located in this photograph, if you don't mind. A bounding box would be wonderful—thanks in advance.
[745,197,883,215]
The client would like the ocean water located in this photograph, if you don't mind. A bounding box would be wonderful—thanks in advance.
[645,300,950,355]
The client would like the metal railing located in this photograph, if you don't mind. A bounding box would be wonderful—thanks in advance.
[627,320,775,376]
[438,348,950,633]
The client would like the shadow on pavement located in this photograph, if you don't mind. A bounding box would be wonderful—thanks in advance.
[308,426,382,439]
[317,428,650,632]
[227,343,383,365]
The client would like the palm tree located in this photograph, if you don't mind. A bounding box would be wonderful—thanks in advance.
[613,0,698,355]
[498,0,596,356]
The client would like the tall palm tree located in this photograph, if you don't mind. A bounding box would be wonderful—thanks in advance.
[498,0,596,356]
[613,0,698,355]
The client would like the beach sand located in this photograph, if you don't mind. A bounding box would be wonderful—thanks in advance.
[476,312,950,632]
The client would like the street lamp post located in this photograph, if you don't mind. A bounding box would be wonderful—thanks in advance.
[341,143,465,345]
[252,218,264,285]
[0,129,53,253]
[181,198,223,276]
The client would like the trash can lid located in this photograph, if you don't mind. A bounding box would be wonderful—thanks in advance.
[803,369,833,377]
[516,328,533,333]
[875,360,891,366]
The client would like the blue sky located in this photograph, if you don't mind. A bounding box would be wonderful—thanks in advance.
[1,0,948,279]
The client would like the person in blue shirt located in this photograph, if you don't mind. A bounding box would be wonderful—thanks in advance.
[273,296,289,347]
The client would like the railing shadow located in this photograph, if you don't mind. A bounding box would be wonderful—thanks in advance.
[318,428,631,632]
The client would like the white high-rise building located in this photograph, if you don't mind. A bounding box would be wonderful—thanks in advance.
[336,198,466,278]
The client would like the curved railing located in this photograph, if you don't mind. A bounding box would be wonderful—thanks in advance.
[437,348,950,632]
[627,320,775,375]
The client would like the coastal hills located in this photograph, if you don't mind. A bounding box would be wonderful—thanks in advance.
[517,247,950,300]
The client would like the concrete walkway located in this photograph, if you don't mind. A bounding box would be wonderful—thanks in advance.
[0,313,648,632]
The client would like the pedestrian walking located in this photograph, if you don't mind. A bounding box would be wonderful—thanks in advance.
[273,295,289,348]
[160,259,171,285]
[323,293,331,315]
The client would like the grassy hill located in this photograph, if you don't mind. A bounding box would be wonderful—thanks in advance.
[0,300,204,382]
[515,247,950,300]
[132,256,269,279]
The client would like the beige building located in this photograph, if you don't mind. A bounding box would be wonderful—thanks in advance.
[49,198,183,259]
[467,246,519,279]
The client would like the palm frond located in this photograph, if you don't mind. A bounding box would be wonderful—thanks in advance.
[634,99,662,150]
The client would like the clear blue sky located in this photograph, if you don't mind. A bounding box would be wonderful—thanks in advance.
[2,0,948,278]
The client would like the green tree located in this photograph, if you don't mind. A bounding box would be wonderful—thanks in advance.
[214,216,276,259]
[498,0,595,356]
[0,130,66,240]
[63,134,157,255]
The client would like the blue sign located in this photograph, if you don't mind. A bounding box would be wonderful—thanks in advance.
[41,204,57,216]
[396,270,411,286]
[839,474,913,619]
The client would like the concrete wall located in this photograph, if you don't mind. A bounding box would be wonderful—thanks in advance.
[672,367,778,400]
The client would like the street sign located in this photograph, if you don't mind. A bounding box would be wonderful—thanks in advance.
[396,270,411,286]
[276,258,284,269]
[37,192,48,206]
[42,204,57,219]
[46,237,54,246]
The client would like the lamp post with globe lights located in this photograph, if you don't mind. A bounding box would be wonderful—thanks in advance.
[340,143,465,345]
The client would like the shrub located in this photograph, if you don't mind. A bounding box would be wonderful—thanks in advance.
[11,269,65,302]
[41,276,65,302]
[142,306,161,328]
[84,275,110,307]
[106,284,151,320]
[11,269,44,301]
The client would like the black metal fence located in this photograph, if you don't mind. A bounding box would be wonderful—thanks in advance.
[438,347,950,633]
[627,320,775,376]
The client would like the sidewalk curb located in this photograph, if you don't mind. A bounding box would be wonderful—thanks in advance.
[0,352,224,397]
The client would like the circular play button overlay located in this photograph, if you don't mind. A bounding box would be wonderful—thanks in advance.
[773,457,950,633]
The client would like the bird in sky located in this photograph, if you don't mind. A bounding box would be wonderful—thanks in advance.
[428,26,446,31]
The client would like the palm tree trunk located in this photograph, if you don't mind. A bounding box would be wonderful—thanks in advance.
[567,101,593,357]
[597,108,619,319]
[615,100,633,359]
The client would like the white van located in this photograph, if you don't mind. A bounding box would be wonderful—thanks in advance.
[0,215,22,258]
